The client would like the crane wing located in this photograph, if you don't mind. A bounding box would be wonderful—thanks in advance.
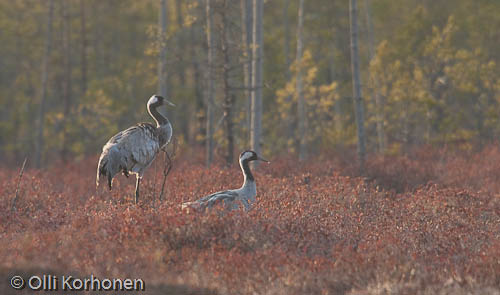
[98,123,160,181]
[191,190,240,210]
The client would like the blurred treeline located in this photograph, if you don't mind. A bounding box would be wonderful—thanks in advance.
[0,0,499,166]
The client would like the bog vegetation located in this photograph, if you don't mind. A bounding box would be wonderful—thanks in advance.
[1,146,499,294]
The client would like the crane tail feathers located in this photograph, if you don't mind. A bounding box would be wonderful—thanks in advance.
[107,174,112,190]
[97,158,114,190]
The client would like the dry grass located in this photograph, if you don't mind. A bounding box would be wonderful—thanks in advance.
[0,146,499,294]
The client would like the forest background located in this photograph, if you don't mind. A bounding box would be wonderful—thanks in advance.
[1,0,499,167]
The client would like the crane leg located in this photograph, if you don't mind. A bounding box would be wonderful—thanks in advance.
[135,176,141,204]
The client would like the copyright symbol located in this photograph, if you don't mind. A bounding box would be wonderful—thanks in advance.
[10,275,25,290]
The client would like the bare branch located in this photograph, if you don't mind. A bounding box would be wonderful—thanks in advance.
[11,157,28,212]
[159,137,178,202]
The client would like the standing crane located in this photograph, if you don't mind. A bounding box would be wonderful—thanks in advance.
[96,94,174,204]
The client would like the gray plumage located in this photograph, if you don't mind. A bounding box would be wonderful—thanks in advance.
[182,150,269,212]
[96,95,174,203]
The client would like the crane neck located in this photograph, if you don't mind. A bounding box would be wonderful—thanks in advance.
[148,103,169,127]
[240,158,254,184]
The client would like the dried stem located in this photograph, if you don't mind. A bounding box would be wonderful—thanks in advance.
[159,137,177,202]
[11,157,28,212]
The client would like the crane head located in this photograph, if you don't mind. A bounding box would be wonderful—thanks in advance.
[148,94,175,108]
[240,150,269,163]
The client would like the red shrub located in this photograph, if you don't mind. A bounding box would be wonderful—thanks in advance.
[0,146,499,294]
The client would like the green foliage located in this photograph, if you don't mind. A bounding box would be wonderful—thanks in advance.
[367,10,500,152]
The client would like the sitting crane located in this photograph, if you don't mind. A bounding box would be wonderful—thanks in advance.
[182,150,269,211]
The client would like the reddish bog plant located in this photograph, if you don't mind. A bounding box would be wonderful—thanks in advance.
[0,146,499,294]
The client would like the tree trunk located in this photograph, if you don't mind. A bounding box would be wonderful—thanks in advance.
[349,0,366,171]
[80,0,87,95]
[175,0,190,143]
[241,0,252,142]
[158,0,168,98]
[61,0,72,162]
[363,0,385,153]
[283,0,291,74]
[35,0,55,168]
[222,0,234,165]
[175,0,185,87]
[250,0,263,165]
[283,0,294,147]
[190,8,205,147]
[296,0,306,161]
[205,0,215,167]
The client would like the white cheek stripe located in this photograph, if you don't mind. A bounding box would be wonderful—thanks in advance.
[148,95,158,106]
[240,152,252,161]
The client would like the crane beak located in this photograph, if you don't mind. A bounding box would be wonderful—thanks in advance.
[257,156,270,163]
[165,99,175,107]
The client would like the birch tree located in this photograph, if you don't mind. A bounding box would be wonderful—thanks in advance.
[241,0,253,137]
[222,0,235,165]
[35,0,55,168]
[283,0,294,147]
[61,0,72,162]
[283,0,291,75]
[190,2,205,146]
[158,0,168,98]
[79,0,87,95]
[364,0,385,153]
[349,0,366,170]
[205,0,215,167]
[250,0,263,164]
[296,0,306,160]
[175,0,190,142]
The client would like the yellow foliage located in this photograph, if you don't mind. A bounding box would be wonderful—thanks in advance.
[274,48,341,150]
